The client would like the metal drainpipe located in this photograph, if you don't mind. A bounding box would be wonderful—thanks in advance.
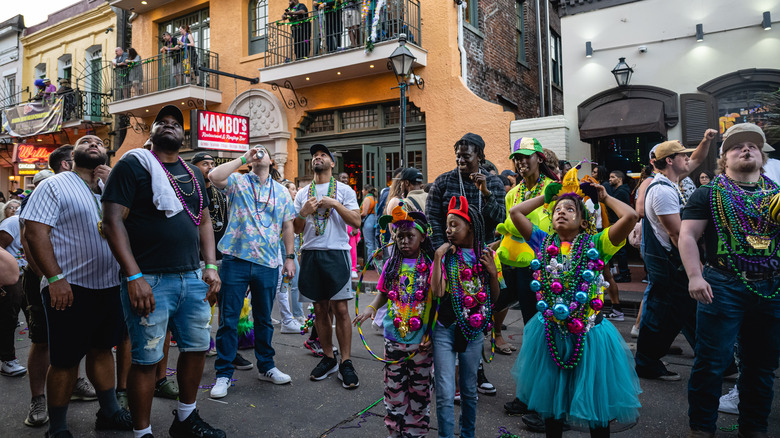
[535,0,545,117]
[545,0,552,116]
[457,1,468,86]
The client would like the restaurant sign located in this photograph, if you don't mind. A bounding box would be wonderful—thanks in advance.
[191,110,249,152]
[13,144,57,164]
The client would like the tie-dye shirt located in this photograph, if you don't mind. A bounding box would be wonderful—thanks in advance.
[218,172,296,268]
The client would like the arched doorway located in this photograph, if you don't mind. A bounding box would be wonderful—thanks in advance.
[226,88,291,177]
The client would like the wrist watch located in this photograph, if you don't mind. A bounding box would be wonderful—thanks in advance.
[286,253,295,260]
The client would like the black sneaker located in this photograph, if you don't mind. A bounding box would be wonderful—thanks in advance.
[477,363,496,395]
[658,370,682,381]
[614,274,632,283]
[310,356,339,381]
[504,397,528,416]
[232,353,253,370]
[169,409,225,438]
[95,408,133,431]
[521,412,545,432]
[338,359,359,389]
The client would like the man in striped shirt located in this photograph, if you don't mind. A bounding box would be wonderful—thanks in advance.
[22,135,131,438]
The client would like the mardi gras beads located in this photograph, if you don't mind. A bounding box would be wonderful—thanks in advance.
[387,253,430,340]
[446,248,492,341]
[300,304,315,335]
[308,176,337,236]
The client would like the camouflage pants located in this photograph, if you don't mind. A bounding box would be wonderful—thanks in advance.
[384,339,433,438]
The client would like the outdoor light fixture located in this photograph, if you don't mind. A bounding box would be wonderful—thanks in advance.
[696,23,704,42]
[389,34,416,82]
[388,34,419,169]
[611,57,633,87]
[763,11,772,30]
[585,41,592,58]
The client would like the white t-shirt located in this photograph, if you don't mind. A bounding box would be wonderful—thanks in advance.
[294,180,359,251]
[644,173,683,252]
[765,158,780,184]
[0,215,26,273]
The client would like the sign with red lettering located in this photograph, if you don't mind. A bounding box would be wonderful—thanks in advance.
[13,144,57,164]
[192,110,249,152]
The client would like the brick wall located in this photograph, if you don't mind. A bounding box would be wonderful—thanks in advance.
[463,0,563,119]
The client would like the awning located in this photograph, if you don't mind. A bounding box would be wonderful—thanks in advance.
[579,98,666,140]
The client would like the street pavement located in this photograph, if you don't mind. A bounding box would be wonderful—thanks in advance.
[1,291,778,437]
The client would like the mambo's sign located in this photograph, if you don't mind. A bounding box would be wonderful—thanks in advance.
[13,144,57,164]
[190,110,249,152]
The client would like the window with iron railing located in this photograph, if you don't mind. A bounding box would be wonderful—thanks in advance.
[249,0,268,55]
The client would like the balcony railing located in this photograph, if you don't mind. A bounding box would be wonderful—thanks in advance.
[265,0,421,68]
[111,48,219,102]
[28,89,112,122]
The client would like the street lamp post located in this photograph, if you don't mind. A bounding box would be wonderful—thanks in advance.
[388,34,416,169]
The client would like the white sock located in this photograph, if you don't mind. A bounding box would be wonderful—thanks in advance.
[133,426,152,438]
[177,401,196,421]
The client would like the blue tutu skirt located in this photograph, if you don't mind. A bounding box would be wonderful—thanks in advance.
[511,314,642,428]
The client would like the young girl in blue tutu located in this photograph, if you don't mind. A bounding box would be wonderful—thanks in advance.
[430,196,500,438]
[509,185,641,437]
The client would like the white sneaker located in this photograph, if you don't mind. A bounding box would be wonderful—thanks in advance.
[295,316,306,326]
[0,359,27,377]
[718,386,739,414]
[631,325,639,338]
[281,320,302,334]
[351,271,358,279]
[210,377,230,399]
[258,367,291,385]
[271,318,281,325]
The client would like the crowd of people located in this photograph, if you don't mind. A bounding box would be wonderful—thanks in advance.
[0,102,778,438]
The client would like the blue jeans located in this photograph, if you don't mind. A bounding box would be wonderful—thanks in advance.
[688,266,780,434]
[362,214,377,262]
[215,255,279,378]
[121,270,211,365]
[635,252,697,377]
[433,324,483,438]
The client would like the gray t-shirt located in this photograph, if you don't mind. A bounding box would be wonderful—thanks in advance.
[294,180,359,251]
[0,215,26,273]
[20,172,119,289]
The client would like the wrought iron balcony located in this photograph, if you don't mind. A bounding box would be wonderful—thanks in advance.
[264,0,421,68]
[111,48,219,102]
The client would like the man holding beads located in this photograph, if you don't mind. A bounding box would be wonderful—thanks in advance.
[294,144,362,389]
[206,145,297,398]
[102,105,224,438]
[22,135,132,438]
[681,123,780,438]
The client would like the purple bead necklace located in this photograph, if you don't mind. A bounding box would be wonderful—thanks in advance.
[151,151,203,226]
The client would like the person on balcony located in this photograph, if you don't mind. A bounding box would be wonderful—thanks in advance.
[56,79,75,121]
[177,25,199,85]
[160,32,181,88]
[126,48,143,97]
[343,0,360,48]
[283,0,310,61]
[316,0,342,53]
[112,48,129,100]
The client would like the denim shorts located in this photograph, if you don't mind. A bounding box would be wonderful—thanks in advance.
[121,270,211,365]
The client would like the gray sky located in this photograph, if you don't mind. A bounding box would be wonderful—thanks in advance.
[1,0,73,28]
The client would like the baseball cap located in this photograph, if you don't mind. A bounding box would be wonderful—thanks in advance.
[652,140,695,161]
[510,137,543,158]
[33,170,55,185]
[400,167,423,184]
[719,123,775,156]
[649,144,659,161]
[154,104,184,126]
[310,143,335,162]
[190,152,215,165]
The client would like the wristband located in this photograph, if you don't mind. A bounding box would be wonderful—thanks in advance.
[240,156,247,165]
[297,212,307,221]
[367,304,377,313]
[47,274,65,284]
[205,264,218,271]
[126,273,144,281]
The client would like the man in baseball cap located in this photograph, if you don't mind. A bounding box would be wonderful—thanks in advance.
[154,104,184,127]
[720,123,779,183]
[309,143,335,163]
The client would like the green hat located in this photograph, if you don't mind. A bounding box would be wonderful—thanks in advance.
[510,137,543,158]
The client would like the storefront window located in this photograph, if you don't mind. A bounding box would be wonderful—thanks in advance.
[591,133,664,175]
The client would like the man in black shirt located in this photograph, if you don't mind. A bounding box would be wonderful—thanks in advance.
[284,0,310,60]
[607,170,632,283]
[680,122,780,438]
[191,152,227,259]
[103,105,224,438]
